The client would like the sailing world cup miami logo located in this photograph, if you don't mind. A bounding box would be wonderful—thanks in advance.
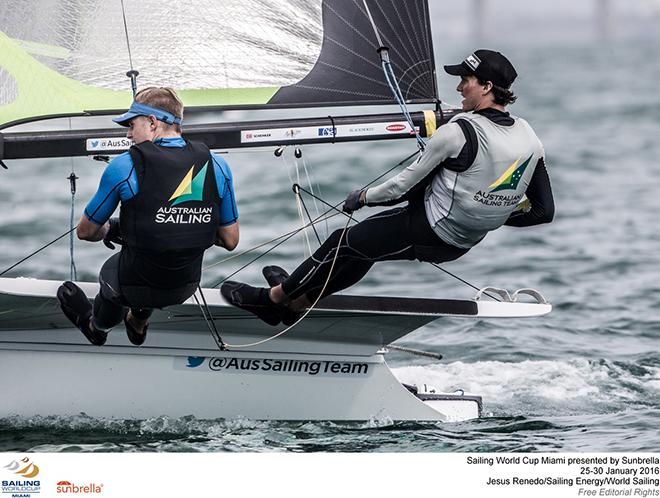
[155,161,213,224]
[2,457,41,495]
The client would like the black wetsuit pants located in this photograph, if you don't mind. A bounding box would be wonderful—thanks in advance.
[93,252,198,331]
[281,202,470,301]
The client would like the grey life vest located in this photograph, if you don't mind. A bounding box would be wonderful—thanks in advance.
[425,112,544,248]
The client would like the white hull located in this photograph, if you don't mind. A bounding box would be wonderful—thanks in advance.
[0,278,550,422]
[0,349,479,422]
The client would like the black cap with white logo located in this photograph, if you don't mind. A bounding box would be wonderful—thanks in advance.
[444,49,518,89]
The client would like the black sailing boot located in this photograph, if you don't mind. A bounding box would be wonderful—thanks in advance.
[57,281,108,346]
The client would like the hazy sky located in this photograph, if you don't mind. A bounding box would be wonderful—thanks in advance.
[429,0,660,45]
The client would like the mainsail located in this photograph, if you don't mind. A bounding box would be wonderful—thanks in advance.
[0,0,438,130]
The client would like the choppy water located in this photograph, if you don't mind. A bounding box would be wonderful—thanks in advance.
[1,25,660,451]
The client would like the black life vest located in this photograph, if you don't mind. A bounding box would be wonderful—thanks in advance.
[121,140,220,252]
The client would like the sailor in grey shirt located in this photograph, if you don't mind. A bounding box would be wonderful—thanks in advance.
[221,49,555,326]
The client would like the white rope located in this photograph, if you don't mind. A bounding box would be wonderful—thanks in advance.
[295,191,313,258]
[300,154,326,238]
[223,214,352,349]
[293,153,314,258]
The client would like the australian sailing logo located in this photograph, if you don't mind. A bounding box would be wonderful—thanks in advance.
[155,162,212,224]
[488,154,533,192]
[473,154,533,207]
[3,457,41,496]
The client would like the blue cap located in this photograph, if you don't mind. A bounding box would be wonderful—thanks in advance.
[112,102,183,127]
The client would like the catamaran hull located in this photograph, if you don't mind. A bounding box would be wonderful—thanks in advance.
[0,349,480,422]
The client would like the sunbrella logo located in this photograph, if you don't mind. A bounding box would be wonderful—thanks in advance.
[2,457,41,495]
[489,154,533,192]
[56,481,104,494]
[168,162,208,206]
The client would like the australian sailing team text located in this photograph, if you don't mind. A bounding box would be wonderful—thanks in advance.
[208,357,369,376]
[156,206,212,224]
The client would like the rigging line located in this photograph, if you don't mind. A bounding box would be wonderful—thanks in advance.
[202,211,341,272]
[120,0,134,71]
[289,152,418,220]
[362,0,425,151]
[367,150,420,186]
[369,0,420,73]
[119,0,139,97]
[382,61,426,151]
[292,185,350,221]
[428,262,502,303]
[294,185,502,303]
[205,149,418,283]
[209,189,353,289]
[294,184,313,257]
[361,0,384,47]
[293,185,322,246]
[68,181,77,281]
[192,295,215,341]
[203,149,417,273]
[303,150,328,239]
[0,228,76,277]
[210,223,312,289]
[194,286,226,350]
[300,152,323,237]
[68,117,78,282]
[224,214,352,349]
[293,155,313,257]
[281,149,311,256]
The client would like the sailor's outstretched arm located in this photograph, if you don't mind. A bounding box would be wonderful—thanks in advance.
[364,122,466,206]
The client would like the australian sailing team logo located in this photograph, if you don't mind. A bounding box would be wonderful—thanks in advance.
[488,154,533,193]
[168,162,208,206]
[155,162,212,224]
[473,154,533,207]
[3,457,41,496]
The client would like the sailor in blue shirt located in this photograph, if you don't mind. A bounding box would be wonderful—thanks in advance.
[83,138,238,229]
[57,87,239,346]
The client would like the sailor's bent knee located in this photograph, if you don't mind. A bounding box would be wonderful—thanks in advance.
[313,229,346,258]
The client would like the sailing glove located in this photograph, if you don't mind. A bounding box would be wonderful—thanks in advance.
[103,218,124,250]
[343,189,365,214]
